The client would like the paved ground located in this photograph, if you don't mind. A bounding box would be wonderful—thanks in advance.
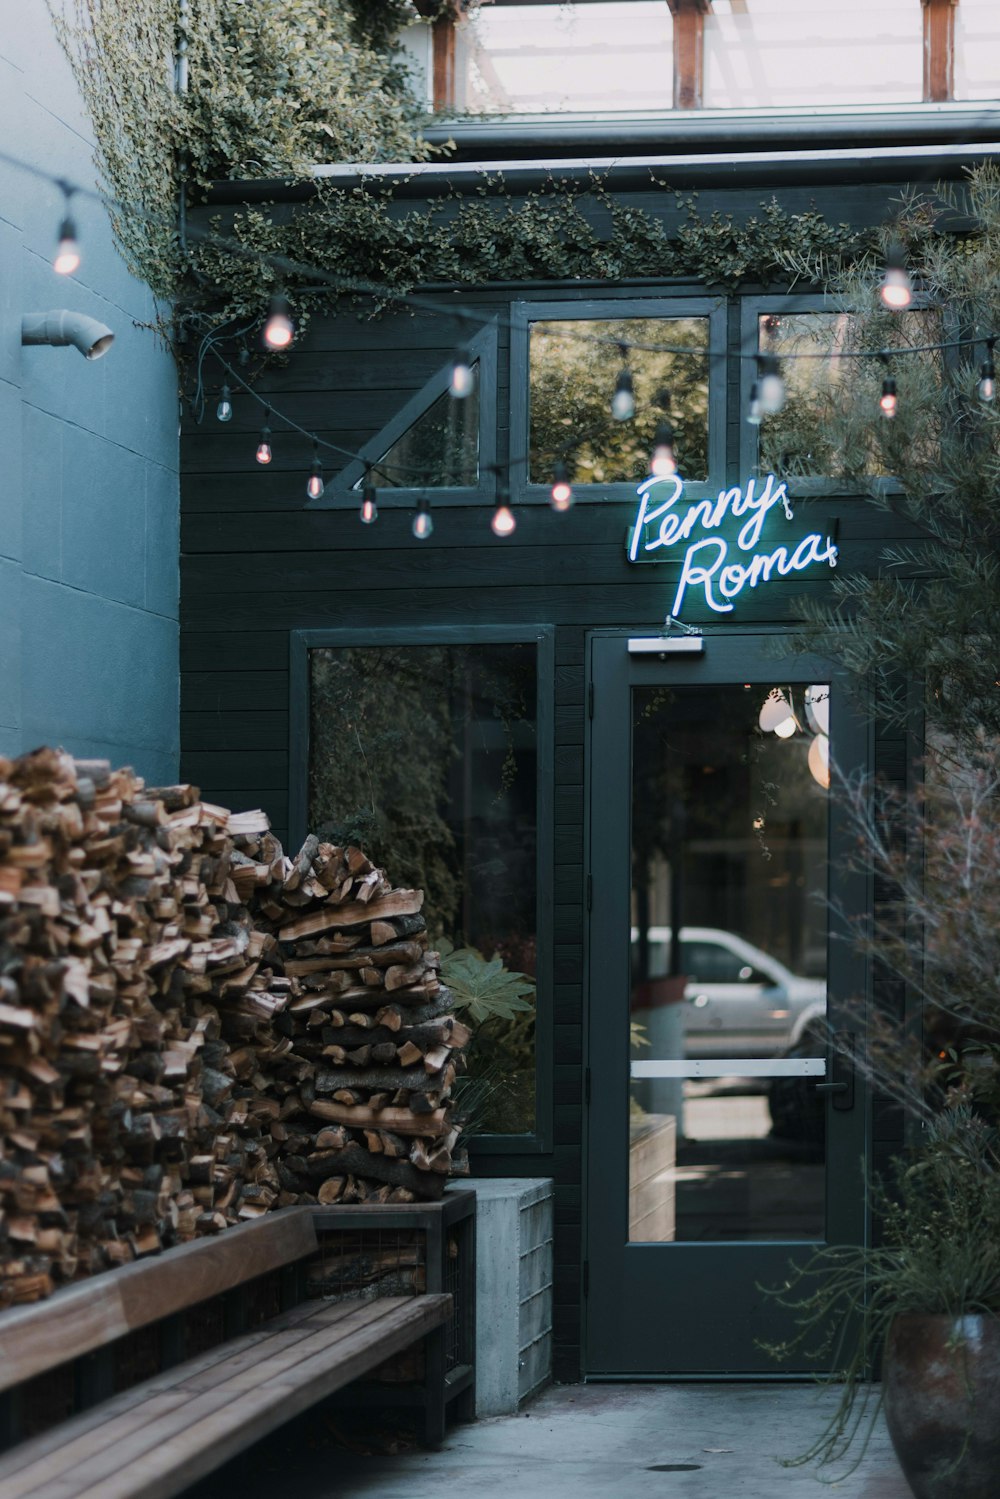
[187,1382,912,1499]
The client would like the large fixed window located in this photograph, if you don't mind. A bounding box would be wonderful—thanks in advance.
[740,295,946,491]
[291,628,554,1149]
[511,297,726,504]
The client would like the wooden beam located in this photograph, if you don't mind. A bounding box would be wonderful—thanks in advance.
[922,0,957,103]
[668,0,713,111]
[414,0,461,111]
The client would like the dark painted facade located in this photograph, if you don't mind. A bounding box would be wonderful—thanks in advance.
[181,136,985,1377]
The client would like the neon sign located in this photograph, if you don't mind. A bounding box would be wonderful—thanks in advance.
[627,473,838,618]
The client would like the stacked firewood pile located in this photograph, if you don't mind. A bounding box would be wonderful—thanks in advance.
[0,749,469,1308]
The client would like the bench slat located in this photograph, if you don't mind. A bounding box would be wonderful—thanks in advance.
[0,1295,451,1499]
[0,1207,319,1395]
[58,1302,431,1496]
[0,1300,329,1487]
[95,1296,452,1499]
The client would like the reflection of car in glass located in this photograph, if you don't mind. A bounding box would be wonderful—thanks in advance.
[631,926,826,1058]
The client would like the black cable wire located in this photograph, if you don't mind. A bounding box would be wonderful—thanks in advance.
[6,141,1000,367]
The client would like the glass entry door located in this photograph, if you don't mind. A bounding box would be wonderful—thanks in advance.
[585,633,868,1375]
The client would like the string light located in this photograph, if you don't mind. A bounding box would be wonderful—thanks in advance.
[53,185,80,276]
[650,392,677,476]
[216,384,233,422]
[879,375,898,419]
[360,481,378,524]
[880,242,913,311]
[412,497,433,540]
[979,339,996,402]
[263,294,294,350]
[611,345,636,422]
[449,347,474,399]
[491,481,516,537]
[255,408,272,465]
[747,380,763,425]
[306,445,324,499]
[550,460,573,512]
[757,355,786,415]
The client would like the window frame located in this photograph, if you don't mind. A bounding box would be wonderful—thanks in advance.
[289,623,556,1156]
[510,294,728,506]
[738,292,953,497]
[319,320,499,509]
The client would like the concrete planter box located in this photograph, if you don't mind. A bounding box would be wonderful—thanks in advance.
[447,1177,554,1415]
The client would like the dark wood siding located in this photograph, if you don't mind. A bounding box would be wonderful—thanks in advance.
[181,182,926,1376]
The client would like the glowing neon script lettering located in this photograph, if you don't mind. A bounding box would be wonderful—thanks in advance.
[627,473,838,617]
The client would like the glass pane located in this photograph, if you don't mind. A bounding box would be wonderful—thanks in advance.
[756,310,943,479]
[367,383,478,490]
[629,682,830,1243]
[452,3,673,115]
[955,0,1000,101]
[529,317,710,485]
[308,643,537,1134]
[704,0,922,109]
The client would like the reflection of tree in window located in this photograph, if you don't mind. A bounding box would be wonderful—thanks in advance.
[368,386,479,490]
[630,686,828,984]
[757,310,943,479]
[309,644,538,1132]
[529,318,709,484]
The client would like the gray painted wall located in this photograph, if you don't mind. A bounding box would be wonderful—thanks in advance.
[0,0,179,783]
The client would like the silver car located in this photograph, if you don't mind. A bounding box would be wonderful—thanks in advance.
[631,925,827,1058]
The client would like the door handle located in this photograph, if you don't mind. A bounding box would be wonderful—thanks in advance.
[814,1031,855,1111]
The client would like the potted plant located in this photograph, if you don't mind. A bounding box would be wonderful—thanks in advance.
[765,738,1000,1497]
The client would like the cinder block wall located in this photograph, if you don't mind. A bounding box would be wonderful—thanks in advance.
[0,0,179,782]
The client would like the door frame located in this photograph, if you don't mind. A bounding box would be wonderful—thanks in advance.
[582,628,873,1377]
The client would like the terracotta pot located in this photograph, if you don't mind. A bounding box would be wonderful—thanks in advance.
[883,1313,1000,1499]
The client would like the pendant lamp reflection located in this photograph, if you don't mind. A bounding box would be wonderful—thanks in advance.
[808,732,831,789]
[758,688,797,738]
[804,684,830,737]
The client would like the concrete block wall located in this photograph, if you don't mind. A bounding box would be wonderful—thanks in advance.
[449,1178,555,1415]
[0,0,179,782]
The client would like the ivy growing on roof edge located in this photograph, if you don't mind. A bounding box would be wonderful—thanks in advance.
[50,0,873,350]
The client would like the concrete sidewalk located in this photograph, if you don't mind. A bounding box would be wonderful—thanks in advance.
[188,1382,912,1499]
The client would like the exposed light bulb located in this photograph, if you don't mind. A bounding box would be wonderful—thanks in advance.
[491,483,516,537]
[263,294,294,350]
[611,367,635,422]
[758,356,785,415]
[879,377,898,419]
[360,485,378,524]
[650,421,677,477]
[773,715,798,739]
[880,243,912,311]
[550,460,573,512]
[216,385,233,423]
[979,347,996,402]
[306,458,325,500]
[450,349,473,399]
[747,380,763,426]
[54,215,80,276]
[412,499,433,540]
[255,426,272,465]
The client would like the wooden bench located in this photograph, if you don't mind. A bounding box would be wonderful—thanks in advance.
[0,1206,459,1498]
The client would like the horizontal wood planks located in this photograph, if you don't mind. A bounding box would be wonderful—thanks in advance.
[0,1208,317,1392]
[181,260,924,1379]
[0,1294,450,1499]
